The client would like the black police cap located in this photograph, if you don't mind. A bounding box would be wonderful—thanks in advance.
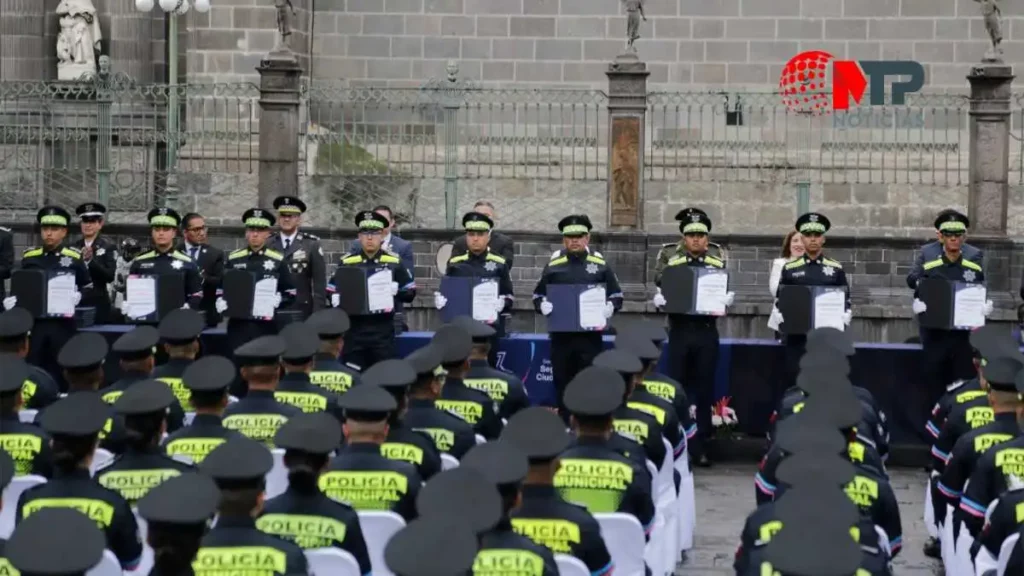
[362,359,417,390]
[158,309,205,345]
[502,407,570,461]
[406,344,444,377]
[636,319,668,344]
[113,325,159,361]
[676,207,712,235]
[114,379,176,416]
[306,308,350,338]
[200,437,274,483]
[241,207,275,229]
[234,335,286,367]
[774,485,860,530]
[764,495,863,576]
[275,412,342,455]
[557,214,593,236]
[806,327,855,357]
[592,348,644,375]
[138,472,220,525]
[280,323,320,364]
[0,448,13,492]
[934,209,970,232]
[58,332,108,372]
[338,383,396,421]
[773,415,847,456]
[416,468,503,534]
[40,392,111,437]
[776,452,857,490]
[0,307,32,340]
[797,351,850,375]
[564,366,625,416]
[433,324,473,364]
[147,207,182,228]
[273,195,307,214]
[385,518,478,576]
[461,440,528,487]
[795,212,832,235]
[969,325,1017,360]
[36,205,72,228]
[982,353,1024,392]
[614,328,660,361]
[449,315,496,341]
[7,508,106,575]
[182,355,236,392]
[0,354,30,394]
[462,211,494,232]
[75,202,107,218]
[801,386,863,430]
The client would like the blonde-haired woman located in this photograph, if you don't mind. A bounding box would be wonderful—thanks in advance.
[767,230,805,332]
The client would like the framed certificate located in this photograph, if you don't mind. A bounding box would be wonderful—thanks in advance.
[661,266,729,316]
[919,277,986,330]
[439,276,500,324]
[223,269,279,321]
[125,273,185,324]
[547,283,607,333]
[331,267,395,316]
[778,285,847,335]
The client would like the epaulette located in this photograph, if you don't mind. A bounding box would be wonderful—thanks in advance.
[228,248,249,260]
[264,249,284,261]
[383,247,399,257]
[302,232,320,241]
[666,255,686,267]
[784,257,806,270]
[961,260,982,272]
[345,362,361,372]
[662,242,677,248]
[22,247,42,258]
[704,256,725,268]
[170,250,192,262]
[549,256,569,267]
[380,254,400,264]
[449,254,470,264]
[822,258,843,269]
[550,249,563,259]
[585,254,606,266]
[485,253,506,264]
[134,251,156,261]
[946,379,967,392]
[342,254,363,265]
[60,247,82,259]
[592,250,604,258]
[922,258,943,271]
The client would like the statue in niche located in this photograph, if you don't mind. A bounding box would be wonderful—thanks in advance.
[274,0,297,51]
[623,0,647,53]
[56,0,102,80]
[976,0,1004,62]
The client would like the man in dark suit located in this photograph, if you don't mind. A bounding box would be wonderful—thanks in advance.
[70,203,117,324]
[450,200,515,269]
[0,225,12,305]
[348,205,414,333]
[268,195,326,319]
[180,212,225,328]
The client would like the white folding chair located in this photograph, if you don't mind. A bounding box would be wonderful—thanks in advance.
[874,526,891,558]
[641,460,666,576]
[440,454,459,470]
[357,510,405,576]
[90,448,114,476]
[554,554,589,576]
[475,434,486,445]
[674,442,695,553]
[0,475,46,538]
[975,499,1005,576]
[171,454,194,465]
[595,513,646,576]
[656,438,679,570]
[18,409,37,424]
[84,549,120,576]
[183,411,196,426]
[265,448,288,499]
[940,504,956,571]
[132,512,153,575]
[923,473,938,539]
[306,547,361,576]
[997,532,1019,575]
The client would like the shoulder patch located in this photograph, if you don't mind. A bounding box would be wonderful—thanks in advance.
[228,249,249,260]
[134,251,156,261]
[302,232,320,241]
[705,256,725,268]
[449,254,470,264]
[922,258,943,271]
[485,253,506,264]
[822,258,843,269]
[585,255,606,265]
[550,250,562,259]
[170,250,192,262]
[60,247,82,259]
[784,258,806,270]
[342,255,363,265]
[549,256,568,267]
[22,248,42,258]
[666,255,686,267]
[264,249,284,261]
[345,362,361,372]
[962,260,982,272]
[947,379,967,392]
[380,254,400,264]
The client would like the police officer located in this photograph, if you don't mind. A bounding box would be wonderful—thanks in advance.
[0,450,15,569]
[16,392,143,569]
[0,356,53,477]
[306,307,362,394]
[102,325,186,433]
[385,518,479,576]
[973,482,1024,572]
[123,207,203,320]
[533,214,623,417]
[7,508,108,576]
[329,210,416,369]
[196,437,309,576]
[652,207,734,466]
[5,206,91,385]
[55,332,129,454]
[0,307,59,409]
[223,336,301,447]
[269,195,327,319]
[502,407,614,574]
[960,422,1024,545]
[433,323,503,440]
[162,356,245,463]
[607,359,668,470]
[137,472,221,575]
[633,320,697,446]
[152,308,205,411]
[96,380,194,505]
[321,383,422,521]
[276,323,344,420]
[402,343,477,459]
[456,316,529,421]
[257,412,372,573]
[73,202,117,324]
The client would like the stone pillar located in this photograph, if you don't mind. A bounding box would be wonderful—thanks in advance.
[967,63,1014,236]
[0,0,47,81]
[95,0,154,83]
[606,53,649,229]
[257,50,302,208]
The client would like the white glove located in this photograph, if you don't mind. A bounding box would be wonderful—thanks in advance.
[493,297,505,313]
[769,306,783,326]
[842,310,852,326]
[540,298,553,316]
[391,282,399,296]
[273,293,282,309]
[603,301,614,319]
[434,292,447,310]
[912,298,927,315]
[984,299,994,317]
[331,294,340,307]
[181,303,190,310]
[723,291,735,307]
[72,291,81,307]
[652,288,667,308]
[215,297,228,314]
[2,296,16,310]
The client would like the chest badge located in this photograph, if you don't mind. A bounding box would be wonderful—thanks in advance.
[171,259,183,270]
[585,263,599,275]
[822,265,835,277]
[963,269,976,283]
[59,256,72,267]
[263,259,276,271]
[292,249,306,261]
[484,261,497,272]
[96,248,106,257]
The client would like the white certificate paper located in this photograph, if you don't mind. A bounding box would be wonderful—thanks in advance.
[813,289,846,331]
[954,285,986,329]
[46,274,76,317]
[125,275,157,319]
[578,286,607,330]
[472,281,499,323]
[367,270,395,312]
[251,277,279,319]
[694,271,729,315]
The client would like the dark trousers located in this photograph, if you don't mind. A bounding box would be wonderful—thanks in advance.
[343,318,397,371]
[922,329,975,416]
[667,320,719,458]
[28,318,76,392]
[782,334,807,394]
[550,332,604,417]
[227,319,279,397]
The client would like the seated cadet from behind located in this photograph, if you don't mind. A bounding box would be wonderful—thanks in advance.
[275,323,344,421]
[0,450,14,572]
[96,380,194,506]
[633,320,697,446]
[454,316,530,421]
[0,356,53,477]
[926,332,986,442]
[361,359,443,481]
[53,332,129,454]
[0,308,58,409]
[385,517,480,576]
[138,472,221,575]
[223,336,301,447]
[102,325,186,433]
[16,393,142,569]
[972,476,1024,570]
[604,353,668,469]
[257,413,372,574]
[151,308,206,412]
[7,507,107,576]
[321,384,422,521]
[305,307,361,394]
[163,356,244,464]
[196,438,308,576]
[402,343,477,459]
[432,323,503,440]
[503,407,613,576]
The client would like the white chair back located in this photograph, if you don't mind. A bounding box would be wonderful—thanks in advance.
[475,434,486,445]
[171,454,194,465]
[554,554,589,576]
[874,526,890,557]
[974,499,1005,576]
[18,409,37,423]
[675,441,695,553]
[595,513,646,576]
[441,454,459,470]
[183,411,196,426]
[265,448,288,499]
[0,475,47,538]
[90,448,115,476]
[306,547,361,576]
[923,473,938,539]
[357,511,405,576]
[997,532,1019,575]
[84,549,121,576]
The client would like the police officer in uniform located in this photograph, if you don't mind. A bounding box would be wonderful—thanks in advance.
[257,412,372,573]
[269,195,327,319]
[0,307,59,409]
[72,202,117,324]
[433,323,503,440]
[0,450,16,570]
[329,211,416,369]
[5,206,91,385]
[385,518,479,576]
[137,472,221,575]
[608,361,668,470]
[634,320,698,447]
[95,380,194,506]
[102,325,186,433]
[162,356,244,463]
[123,207,203,320]
[16,392,143,570]
[196,437,309,576]
[275,323,344,421]
[0,356,53,477]
[456,316,529,421]
[321,384,422,521]
[306,307,362,394]
[402,343,477,459]
[502,407,614,575]
[6,508,108,576]
[533,214,623,417]
[151,308,205,412]
[54,333,129,454]
[222,336,301,447]
[973,481,1024,570]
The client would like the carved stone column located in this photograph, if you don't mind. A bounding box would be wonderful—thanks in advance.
[257,50,302,208]
[605,52,649,228]
[0,0,48,81]
[967,63,1014,236]
[95,0,154,83]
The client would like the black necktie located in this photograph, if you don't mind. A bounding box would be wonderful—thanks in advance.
[284,238,291,250]
[191,247,199,260]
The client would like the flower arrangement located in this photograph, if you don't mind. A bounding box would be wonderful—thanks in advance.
[711,397,738,438]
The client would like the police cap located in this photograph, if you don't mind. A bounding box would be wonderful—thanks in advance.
[982,353,1024,393]
[564,366,625,417]
[58,332,108,372]
[0,448,13,492]
[385,518,478,576]
[138,472,220,526]
[158,309,205,345]
[592,348,644,377]
[112,325,159,361]
[242,207,275,229]
[806,327,855,357]
[970,325,1018,362]
[355,210,390,231]
[273,195,307,215]
[147,207,181,228]
[338,383,396,421]
[280,323,320,364]
[200,437,274,484]
[557,214,592,237]
[502,407,570,461]
[614,328,660,362]
[795,212,831,235]
[416,468,502,534]
[0,354,30,394]
[462,211,494,232]
[636,319,668,344]
[935,209,969,233]
[182,355,236,392]
[362,359,417,390]
[0,307,32,340]
[449,315,496,341]
[36,205,71,228]
[676,207,712,235]
[773,415,847,456]
[764,493,863,576]
[406,344,444,377]
[801,385,863,430]
[275,412,341,455]
[40,392,111,437]
[797,350,850,375]
[7,508,106,575]
[433,324,473,364]
[774,484,860,531]
[76,202,107,219]
[113,379,176,416]
[234,335,286,367]
[306,308,350,338]
[776,452,857,490]
[461,440,528,488]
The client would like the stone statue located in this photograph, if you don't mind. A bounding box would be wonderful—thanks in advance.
[56,0,102,80]
[623,0,647,53]
[977,0,1004,62]
[274,0,296,51]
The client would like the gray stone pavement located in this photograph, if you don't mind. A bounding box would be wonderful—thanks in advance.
[676,464,942,575]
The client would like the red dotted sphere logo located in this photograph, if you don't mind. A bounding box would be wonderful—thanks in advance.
[779,50,834,115]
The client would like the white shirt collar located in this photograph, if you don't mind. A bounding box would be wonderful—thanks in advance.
[382,232,392,246]
[84,239,94,248]
[280,231,298,244]
[184,242,200,252]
